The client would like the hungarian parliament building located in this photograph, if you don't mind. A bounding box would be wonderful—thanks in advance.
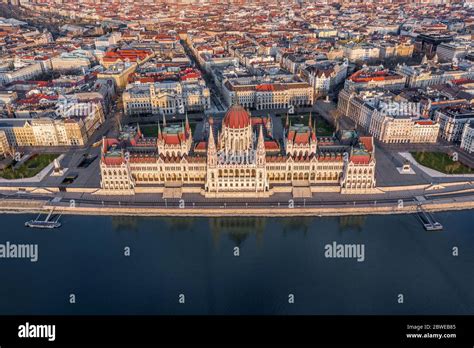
[99,105,377,198]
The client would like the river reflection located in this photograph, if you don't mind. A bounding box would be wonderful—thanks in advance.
[108,214,381,245]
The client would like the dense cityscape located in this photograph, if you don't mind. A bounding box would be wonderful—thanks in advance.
[0,0,473,212]
[1,1,474,345]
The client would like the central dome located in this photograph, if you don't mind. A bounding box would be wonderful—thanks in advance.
[223,105,251,129]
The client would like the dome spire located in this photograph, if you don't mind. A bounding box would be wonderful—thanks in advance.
[257,125,265,152]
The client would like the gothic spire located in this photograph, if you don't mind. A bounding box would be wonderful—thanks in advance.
[185,112,190,131]
[257,125,265,152]
[136,122,141,137]
[208,123,216,153]
[422,54,428,65]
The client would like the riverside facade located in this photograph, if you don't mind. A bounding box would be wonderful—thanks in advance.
[99,105,377,197]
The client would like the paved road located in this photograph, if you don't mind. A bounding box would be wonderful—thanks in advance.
[2,184,472,210]
[181,39,227,111]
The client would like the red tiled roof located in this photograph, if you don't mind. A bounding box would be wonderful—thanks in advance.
[102,49,151,63]
[255,84,275,92]
[359,136,373,152]
[349,69,403,83]
[17,94,58,105]
[264,140,279,150]
[129,156,155,163]
[294,132,309,145]
[138,77,155,83]
[350,155,370,165]
[415,120,434,125]
[181,72,201,81]
[195,141,207,151]
[103,157,124,166]
[162,132,186,145]
[452,78,474,85]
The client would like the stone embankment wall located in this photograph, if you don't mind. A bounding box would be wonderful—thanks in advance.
[1,196,473,217]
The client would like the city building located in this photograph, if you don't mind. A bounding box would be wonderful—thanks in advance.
[396,60,474,88]
[0,58,50,85]
[0,130,11,157]
[95,32,122,51]
[344,67,407,92]
[460,120,474,154]
[378,41,414,60]
[50,50,93,72]
[0,101,105,148]
[436,41,474,62]
[100,49,153,69]
[99,105,377,197]
[338,88,395,130]
[434,105,474,143]
[97,62,136,89]
[122,80,211,116]
[338,89,440,143]
[222,76,313,110]
[369,112,440,144]
[343,43,380,62]
[414,33,454,55]
[300,60,348,96]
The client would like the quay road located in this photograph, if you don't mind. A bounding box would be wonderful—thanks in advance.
[1,187,473,211]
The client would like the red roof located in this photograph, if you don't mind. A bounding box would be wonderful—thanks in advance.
[181,72,201,81]
[251,116,271,126]
[294,132,309,145]
[349,69,402,83]
[103,49,150,63]
[140,77,157,83]
[103,157,124,166]
[264,140,279,150]
[195,141,207,151]
[223,105,251,129]
[129,156,155,163]
[351,155,370,165]
[318,154,343,162]
[256,84,275,92]
[17,94,58,105]
[163,132,186,145]
[359,136,373,152]
[452,78,474,85]
[415,120,434,125]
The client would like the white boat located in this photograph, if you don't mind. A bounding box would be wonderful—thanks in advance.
[25,211,62,229]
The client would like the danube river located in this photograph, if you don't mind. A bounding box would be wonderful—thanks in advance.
[0,211,473,315]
